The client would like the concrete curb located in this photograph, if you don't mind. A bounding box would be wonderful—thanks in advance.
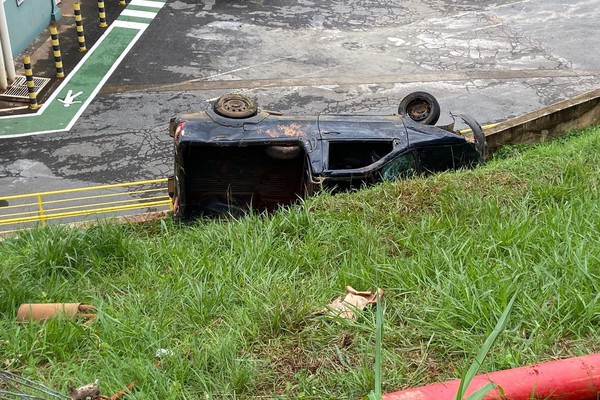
[485,88,600,154]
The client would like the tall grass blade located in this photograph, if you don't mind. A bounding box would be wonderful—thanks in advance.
[455,293,517,400]
[366,291,383,400]
[374,291,383,399]
[464,382,497,400]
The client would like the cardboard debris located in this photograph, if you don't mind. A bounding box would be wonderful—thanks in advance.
[325,286,384,320]
[16,303,97,325]
[68,380,100,400]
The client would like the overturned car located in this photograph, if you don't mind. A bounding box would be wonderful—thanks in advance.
[168,92,486,218]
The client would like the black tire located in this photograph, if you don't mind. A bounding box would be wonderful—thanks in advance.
[398,91,441,125]
[214,93,258,119]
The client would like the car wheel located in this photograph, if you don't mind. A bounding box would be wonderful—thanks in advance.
[398,91,441,125]
[214,93,258,119]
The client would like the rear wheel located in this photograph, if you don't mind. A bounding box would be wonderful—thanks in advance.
[214,93,258,119]
[398,91,441,125]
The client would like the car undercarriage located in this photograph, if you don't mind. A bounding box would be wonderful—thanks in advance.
[168,93,486,218]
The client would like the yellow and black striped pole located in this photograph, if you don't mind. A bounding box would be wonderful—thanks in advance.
[73,3,87,52]
[23,56,40,110]
[98,0,108,28]
[49,25,64,78]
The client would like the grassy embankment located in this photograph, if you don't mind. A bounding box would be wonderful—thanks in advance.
[1,126,599,399]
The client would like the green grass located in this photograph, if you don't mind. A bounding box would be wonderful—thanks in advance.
[455,293,516,400]
[1,126,599,399]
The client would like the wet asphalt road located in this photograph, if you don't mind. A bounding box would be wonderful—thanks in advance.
[1,0,599,195]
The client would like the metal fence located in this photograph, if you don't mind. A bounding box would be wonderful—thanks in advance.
[0,178,172,235]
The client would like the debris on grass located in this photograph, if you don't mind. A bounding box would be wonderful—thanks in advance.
[324,286,384,321]
[68,380,100,400]
[155,348,173,359]
[16,303,97,326]
[103,382,136,400]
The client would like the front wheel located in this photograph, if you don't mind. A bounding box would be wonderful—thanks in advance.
[398,91,441,125]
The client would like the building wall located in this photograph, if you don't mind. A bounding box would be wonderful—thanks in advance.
[4,0,61,58]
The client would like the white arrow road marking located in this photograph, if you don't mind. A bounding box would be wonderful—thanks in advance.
[57,90,84,108]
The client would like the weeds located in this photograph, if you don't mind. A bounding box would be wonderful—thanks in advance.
[455,294,516,400]
[366,292,384,400]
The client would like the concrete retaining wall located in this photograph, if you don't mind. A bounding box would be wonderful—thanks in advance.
[485,88,600,155]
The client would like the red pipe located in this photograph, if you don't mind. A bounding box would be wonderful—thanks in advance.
[383,353,600,400]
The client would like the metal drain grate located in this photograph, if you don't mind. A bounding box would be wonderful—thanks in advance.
[0,75,51,102]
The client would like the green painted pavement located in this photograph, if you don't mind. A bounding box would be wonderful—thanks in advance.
[117,15,156,24]
[126,5,160,12]
[0,26,139,137]
[0,0,166,138]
